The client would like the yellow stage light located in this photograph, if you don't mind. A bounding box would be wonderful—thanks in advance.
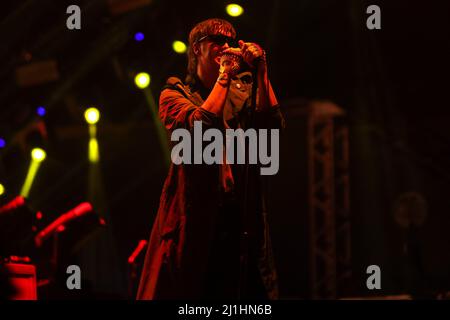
[31,148,46,162]
[89,138,99,163]
[84,108,100,124]
[21,149,47,197]
[135,72,150,89]
[226,4,244,17]
[172,41,187,54]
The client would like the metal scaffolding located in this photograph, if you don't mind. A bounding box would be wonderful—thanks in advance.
[306,101,351,299]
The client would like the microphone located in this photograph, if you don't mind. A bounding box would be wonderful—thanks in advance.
[0,196,26,215]
[220,48,243,76]
[34,202,93,247]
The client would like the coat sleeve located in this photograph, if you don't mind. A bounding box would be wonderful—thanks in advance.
[159,88,222,131]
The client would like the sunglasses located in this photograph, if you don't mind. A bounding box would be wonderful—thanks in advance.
[196,34,238,47]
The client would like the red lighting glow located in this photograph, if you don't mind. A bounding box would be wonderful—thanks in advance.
[128,240,148,264]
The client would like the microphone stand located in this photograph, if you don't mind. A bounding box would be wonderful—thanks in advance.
[238,61,259,299]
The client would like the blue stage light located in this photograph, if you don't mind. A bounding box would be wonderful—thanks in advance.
[135,32,145,42]
[37,106,46,116]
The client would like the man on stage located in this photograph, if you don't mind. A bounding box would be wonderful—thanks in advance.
[137,18,284,300]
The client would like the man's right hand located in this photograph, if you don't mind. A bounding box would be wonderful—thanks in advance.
[219,48,243,78]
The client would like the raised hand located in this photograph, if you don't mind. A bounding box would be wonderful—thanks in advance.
[238,40,266,68]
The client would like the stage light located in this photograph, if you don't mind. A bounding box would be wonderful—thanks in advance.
[37,106,46,116]
[31,148,46,162]
[128,240,148,264]
[172,40,187,54]
[135,72,150,89]
[0,184,4,196]
[21,149,46,197]
[84,107,100,124]
[135,32,145,42]
[226,4,244,17]
[85,108,100,163]
[89,138,99,163]
[0,138,5,148]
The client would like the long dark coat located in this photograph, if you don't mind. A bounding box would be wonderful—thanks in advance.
[137,72,284,299]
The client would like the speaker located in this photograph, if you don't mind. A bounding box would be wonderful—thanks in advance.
[2,262,37,300]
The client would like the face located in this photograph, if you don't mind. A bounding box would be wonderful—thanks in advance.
[195,31,234,74]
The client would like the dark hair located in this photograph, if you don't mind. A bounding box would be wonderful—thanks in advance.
[186,18,236,84]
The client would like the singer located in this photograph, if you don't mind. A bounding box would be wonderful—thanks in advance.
[137,18,284,300]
